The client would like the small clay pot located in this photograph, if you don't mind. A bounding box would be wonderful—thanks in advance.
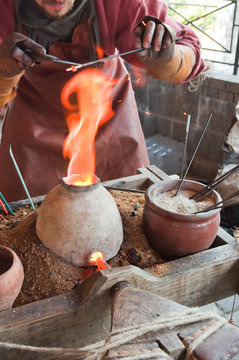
[143,179,222,259]
[0,246,24,311]
[36,176,123,266]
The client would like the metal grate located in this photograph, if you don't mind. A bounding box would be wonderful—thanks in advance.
[168,0,239,75]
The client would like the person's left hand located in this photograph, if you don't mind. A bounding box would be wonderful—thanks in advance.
[133,17,176,65]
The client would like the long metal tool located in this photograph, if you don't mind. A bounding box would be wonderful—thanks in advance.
[9,145,36,210]
[180,114,191,179]
[66,37,183,72]
[29,47,148,71]
[190,163,239,201]
[29,37,183,72]
[175,113,213,196]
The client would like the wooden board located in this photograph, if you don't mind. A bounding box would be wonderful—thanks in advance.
[0,165,238,359]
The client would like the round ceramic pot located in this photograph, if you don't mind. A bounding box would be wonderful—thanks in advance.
[0,246,24,311]
[143,179,222,259]
[36,176,123,267]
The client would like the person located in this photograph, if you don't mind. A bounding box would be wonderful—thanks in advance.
[0,0,204,202]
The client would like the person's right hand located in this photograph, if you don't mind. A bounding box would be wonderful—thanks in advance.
[0,32,46,77]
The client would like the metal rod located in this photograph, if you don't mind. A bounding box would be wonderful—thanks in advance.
[180,114,191,179]
[191,163,239,201]
[66,37,183,72]
[0,192,14,215]
[200,190,239,212]
[9,145,36,210]
[233,28,239,75]
[66,48,147,71]
[194,191,239,214]
[104,186,145,194]
[194,200,239,214]
[0,198,8,215]
[175,113,213,196]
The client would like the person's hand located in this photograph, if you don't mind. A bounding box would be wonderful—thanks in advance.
[133,16,176,66]
[0,32,46,77]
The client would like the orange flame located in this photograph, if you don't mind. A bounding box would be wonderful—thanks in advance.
[61,69,117,185]
[90,251,111,270]
[96,46,104,59]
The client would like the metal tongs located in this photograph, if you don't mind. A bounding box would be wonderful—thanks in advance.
[29,47,148,72]
[29,52,81,68]
[29,36,183,72]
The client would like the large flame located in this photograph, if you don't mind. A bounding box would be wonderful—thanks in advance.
[61,68,116,186]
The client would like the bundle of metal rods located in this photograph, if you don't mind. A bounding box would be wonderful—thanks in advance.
[192,164,239,214]
[191,163,239,202]
[195,190,239,214]
[176,113,213,196]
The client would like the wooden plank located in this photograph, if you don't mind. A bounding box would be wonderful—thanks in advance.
[109,282,186,358]
[0,243,238,359]
[102,173,153,190]
[137,167,167,184]
[141,165,171,181]
[217,226,238,247]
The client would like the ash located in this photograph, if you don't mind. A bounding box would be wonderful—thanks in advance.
[153,190,215,214]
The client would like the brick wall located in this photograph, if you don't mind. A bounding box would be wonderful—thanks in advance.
[131,66,239,180]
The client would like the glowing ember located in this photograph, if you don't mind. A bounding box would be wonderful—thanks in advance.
[131,67,146,86]
[61,68,117,186]
[90,251,111,270]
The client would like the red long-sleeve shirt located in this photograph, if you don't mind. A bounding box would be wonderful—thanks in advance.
[0,0,204,82]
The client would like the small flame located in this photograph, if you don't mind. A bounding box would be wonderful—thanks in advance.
[90,251,111,270]
[96,46,104,59]
[61,69,117,185]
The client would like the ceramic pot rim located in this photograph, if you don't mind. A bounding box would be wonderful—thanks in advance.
[145,179,222,220]
[62,174,100,192]
[0,246,15,276]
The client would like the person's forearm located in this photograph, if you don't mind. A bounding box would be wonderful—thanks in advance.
[146,45,196,83]
[0,72,23,107]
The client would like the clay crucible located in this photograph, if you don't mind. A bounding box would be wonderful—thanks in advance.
[36,175,123,266]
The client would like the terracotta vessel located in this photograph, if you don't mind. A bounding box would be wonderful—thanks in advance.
[36,175,123,266]
[0,246,24,311]
[143,179,222,259]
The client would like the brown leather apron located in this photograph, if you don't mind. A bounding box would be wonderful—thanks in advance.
[0,7,149,202]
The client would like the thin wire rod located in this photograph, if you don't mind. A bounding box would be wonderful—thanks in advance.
[175,113,213,196]
[104,186,145,194]
[194,199,239,214]
[180,114,191,179]
[9,145,36,210]
[199,190,239,211]
[191,163,239,201]
[66,37,183,72]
